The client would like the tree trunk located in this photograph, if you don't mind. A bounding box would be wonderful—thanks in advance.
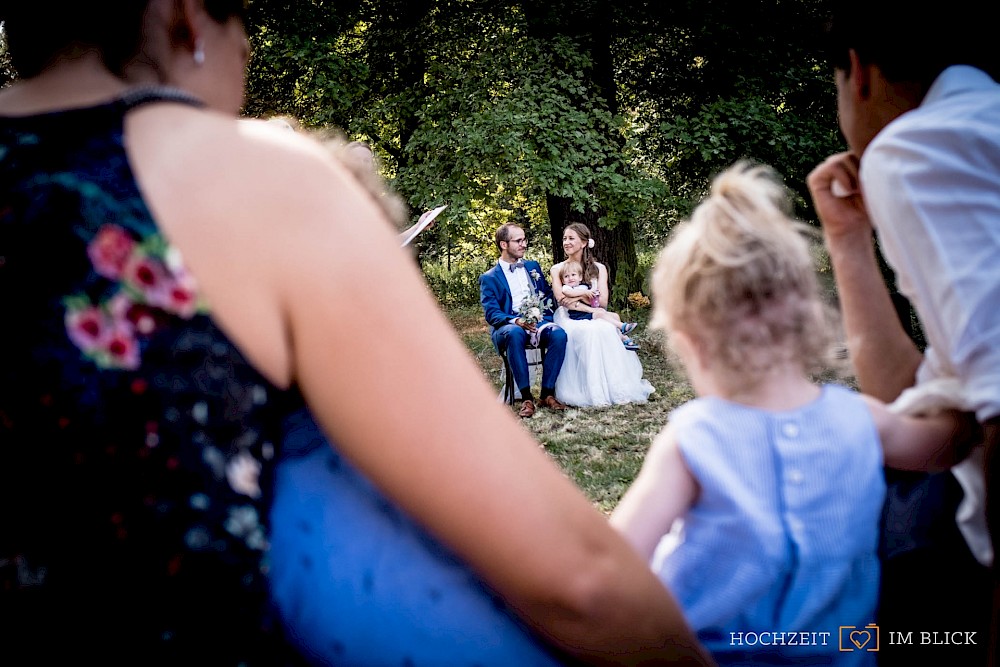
[533,1,641,308]
[546,194,640,308]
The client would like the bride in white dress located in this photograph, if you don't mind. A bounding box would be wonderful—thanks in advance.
[550,223,655,407]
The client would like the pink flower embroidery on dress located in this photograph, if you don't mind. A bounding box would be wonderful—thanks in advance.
[87,223,136,279]
[64,224,206,370]
[105,320,141,370]
[123,253,166,293]
[64,302,140,370]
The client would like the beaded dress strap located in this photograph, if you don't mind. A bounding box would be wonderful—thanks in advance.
[120,86,206,111]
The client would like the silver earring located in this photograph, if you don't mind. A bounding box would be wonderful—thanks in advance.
[193,40,206,66]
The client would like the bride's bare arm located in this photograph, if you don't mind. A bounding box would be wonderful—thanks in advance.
[595,263,610,309]
[131,112,712,665]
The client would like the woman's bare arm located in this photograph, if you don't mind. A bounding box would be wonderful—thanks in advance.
[594,263,610,309]
[562,284,589,298]
[131,111,713,665]
[551,265,593,310]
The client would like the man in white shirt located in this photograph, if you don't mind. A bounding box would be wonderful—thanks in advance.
[807,2,999,663]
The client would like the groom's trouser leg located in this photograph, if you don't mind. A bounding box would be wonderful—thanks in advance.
[492,325,531,395]
[539,325,567,392]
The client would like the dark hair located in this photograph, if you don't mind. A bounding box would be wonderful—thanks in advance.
[0,1,247,79]
[564,222,598,285]
[495,223,522,252]
[824,1,1000,85]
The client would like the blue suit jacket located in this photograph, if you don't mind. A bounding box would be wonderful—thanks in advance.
[479,260,556,332]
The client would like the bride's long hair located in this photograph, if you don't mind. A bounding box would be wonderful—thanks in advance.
[565,223,599,286]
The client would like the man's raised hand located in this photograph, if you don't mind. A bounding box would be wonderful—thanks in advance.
[807,152,872,243]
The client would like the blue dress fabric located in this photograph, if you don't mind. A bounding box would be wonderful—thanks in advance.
[656,385,885,666]
[0,91,565,665]
[269,408,567,667]
[0,91,305,662]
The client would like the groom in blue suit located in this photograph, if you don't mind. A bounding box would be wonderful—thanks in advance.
[480,223,567,418]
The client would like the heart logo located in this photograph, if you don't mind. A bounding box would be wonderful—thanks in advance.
[850,630,871,649]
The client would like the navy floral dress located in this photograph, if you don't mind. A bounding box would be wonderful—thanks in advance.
[1,89,572,666]
[0,90,304,663]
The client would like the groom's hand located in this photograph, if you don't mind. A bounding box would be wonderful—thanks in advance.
[515,317,537,333]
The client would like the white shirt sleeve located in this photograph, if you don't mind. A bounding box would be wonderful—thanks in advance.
[862,108,1000,422]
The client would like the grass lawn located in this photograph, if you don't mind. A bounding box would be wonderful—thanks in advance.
[447,305,695,514]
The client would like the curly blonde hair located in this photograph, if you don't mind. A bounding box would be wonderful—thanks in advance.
[323,137,409,229]
[261,116,410,229]
[651,161,837,389]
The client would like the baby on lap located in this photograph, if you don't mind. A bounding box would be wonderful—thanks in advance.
[559,260,638,348]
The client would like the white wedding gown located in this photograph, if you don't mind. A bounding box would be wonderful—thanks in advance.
[553,307,655,407]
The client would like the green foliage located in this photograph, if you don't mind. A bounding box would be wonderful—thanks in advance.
[390,23,669,294]
[654,94,843,215]
[614,0,844,232]
[244,0,847,271]
[244,1,369,128]
[421,259,490,309]
[0,24,14,88]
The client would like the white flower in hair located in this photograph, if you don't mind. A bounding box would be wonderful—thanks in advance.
[587,238,595,248]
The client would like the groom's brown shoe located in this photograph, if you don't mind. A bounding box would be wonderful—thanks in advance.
[518,399,536,418]
[540,395,567,411]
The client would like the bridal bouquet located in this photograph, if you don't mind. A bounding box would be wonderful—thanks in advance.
[517,290,553,326]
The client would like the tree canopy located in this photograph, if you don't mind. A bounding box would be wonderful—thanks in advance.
[0,2,845,307]
[244,0,843,306]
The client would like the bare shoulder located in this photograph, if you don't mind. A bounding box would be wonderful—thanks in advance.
[127,106,386,254]
[124,106,392,386]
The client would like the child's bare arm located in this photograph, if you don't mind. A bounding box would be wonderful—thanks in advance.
[863,395,981,472]
[610,425,698,562]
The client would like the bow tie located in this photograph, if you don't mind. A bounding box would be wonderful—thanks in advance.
[509,259,525,273]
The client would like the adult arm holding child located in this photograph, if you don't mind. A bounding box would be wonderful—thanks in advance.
[559,283,601,314]
[561,283,592,299]
[551,263,608,312]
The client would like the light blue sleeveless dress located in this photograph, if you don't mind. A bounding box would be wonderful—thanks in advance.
[656,385,885,666]
[267,408,567,666]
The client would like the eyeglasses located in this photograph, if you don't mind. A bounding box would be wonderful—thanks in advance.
[507,237,528,245]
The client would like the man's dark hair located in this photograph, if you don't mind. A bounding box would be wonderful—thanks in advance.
[824,1,1000,86]
[495,223,522,252]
